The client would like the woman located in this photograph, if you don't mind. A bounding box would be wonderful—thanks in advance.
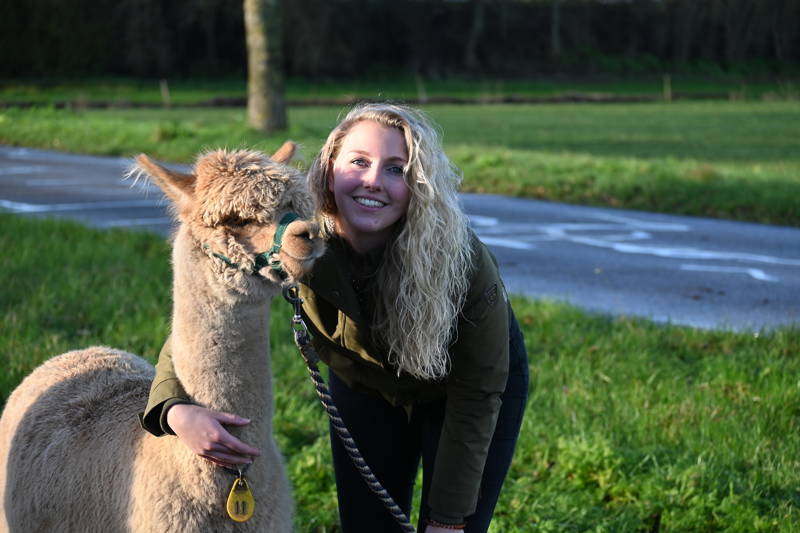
[141,103,529,533]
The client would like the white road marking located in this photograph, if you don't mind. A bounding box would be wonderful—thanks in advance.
[468,214,499,227]
[468,212,799,286]
[0,166,49,175]
[99,217,172,227]
[680,264,779,282]
[561,234,800,267]
[480,217,800,267]
[3,148,33,158]
[1,147,130,167]
[480,237,535,250]
[592,212,691,232]
[593,230,652,241]
[23,178,119,187]
[0,198,163,213]
[470,215,535,249]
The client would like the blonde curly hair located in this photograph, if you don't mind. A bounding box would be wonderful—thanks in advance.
[307,103,473,380]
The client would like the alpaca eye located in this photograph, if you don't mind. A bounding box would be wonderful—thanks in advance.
[224,217,252,228]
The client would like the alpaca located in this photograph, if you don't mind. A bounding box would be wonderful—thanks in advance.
[0,143,324,532]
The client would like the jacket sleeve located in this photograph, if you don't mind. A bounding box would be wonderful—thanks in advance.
[427,241,510,523]
[139,335,193,436]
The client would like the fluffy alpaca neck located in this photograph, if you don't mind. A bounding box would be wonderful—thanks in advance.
[169,227,276,435]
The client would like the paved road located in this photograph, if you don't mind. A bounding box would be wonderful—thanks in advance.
[2,145,799,331]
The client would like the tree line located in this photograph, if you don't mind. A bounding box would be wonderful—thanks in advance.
[2,0,798,79]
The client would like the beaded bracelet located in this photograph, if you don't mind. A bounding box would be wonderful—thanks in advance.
[425,518,467,530]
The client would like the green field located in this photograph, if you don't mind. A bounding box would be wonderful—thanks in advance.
[2,213,799,532]
[2,80,799,530]
[2,76,797,106]
[1,100,799,226]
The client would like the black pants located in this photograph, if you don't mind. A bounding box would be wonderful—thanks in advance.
[328,311,529,533]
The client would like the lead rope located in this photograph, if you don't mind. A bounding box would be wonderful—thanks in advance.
[282,284,417,533]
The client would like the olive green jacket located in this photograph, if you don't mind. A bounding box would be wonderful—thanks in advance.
[140,234,510,523]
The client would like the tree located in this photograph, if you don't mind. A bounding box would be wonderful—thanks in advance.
[244,0,287,133]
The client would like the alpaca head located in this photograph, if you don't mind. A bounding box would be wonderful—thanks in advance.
[133,142,324,289]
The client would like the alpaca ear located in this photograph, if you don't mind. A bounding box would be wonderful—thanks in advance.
[134,154,195,208]
[271,141,296,164]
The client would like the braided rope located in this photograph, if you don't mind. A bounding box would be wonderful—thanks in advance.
[292,327,417,533]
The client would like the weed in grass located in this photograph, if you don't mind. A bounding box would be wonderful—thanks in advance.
[686,164,722,184]
[152,120,195,143]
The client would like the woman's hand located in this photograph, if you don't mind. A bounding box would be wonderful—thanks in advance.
[166,403,261,467]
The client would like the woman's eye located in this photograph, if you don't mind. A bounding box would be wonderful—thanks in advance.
[351,158,369,168]
[387,166,404,175]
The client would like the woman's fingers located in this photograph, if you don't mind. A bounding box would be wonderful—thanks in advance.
[210,412,261,456]
[216,432,262,458]
[199,439,259,466]
[202,438,260,463]
[211,410,251,427]
[167,404,262,463]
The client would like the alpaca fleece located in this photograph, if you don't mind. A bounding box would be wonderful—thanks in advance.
[0,146,321,532]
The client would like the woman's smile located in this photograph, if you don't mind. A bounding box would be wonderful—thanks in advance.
[329,120,411,253]
[353,196,387,208]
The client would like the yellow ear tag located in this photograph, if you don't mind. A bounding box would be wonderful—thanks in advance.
[226,476,255,522]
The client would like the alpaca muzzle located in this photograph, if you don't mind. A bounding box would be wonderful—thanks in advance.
[204,212,301,280]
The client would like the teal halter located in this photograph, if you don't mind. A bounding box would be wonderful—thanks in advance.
[204,212,301,280]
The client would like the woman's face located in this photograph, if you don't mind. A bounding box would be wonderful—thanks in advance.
[329,120,411,253]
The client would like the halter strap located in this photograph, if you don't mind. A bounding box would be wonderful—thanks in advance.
[256,211,301,276]
[204,211,300,279]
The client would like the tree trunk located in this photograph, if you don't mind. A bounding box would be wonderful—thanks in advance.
[244,0,287,133]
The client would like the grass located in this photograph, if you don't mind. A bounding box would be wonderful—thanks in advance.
[2,213,799,531]
[1,76,798,106]
[1,101,799,226]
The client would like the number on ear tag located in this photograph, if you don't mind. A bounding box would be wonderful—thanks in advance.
[226,476,255,522]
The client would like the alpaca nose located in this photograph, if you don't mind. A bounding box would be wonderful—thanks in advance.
[289,220,320,242]
[286,221,324,261]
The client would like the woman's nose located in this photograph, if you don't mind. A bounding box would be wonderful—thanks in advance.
[362,165,382,190]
